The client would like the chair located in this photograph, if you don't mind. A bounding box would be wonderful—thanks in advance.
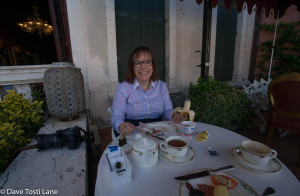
[243,78,271,132]
[108,107,118,142]
[263,72,300,167]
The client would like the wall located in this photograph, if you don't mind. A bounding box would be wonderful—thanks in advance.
[67,0,112,127]
[254,5,300,79]
[175,0,203,95]
[233,6,256,82]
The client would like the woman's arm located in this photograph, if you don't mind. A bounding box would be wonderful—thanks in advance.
[161,82,173,120]
[110,83,135,135]
[111,84,127,132]
[160,81,187,123]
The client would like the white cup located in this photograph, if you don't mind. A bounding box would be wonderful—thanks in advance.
[241,140,277,166]
[182,121,196,137]
[160,136,188,158]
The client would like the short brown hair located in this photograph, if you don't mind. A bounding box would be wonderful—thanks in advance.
[124,46,159,83]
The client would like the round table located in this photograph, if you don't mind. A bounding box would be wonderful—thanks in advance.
[94,122,300,196]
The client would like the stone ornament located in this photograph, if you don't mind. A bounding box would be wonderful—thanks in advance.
[43,66,85,121]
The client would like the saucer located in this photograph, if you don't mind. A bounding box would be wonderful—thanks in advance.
[231,146,282,174]
[158,145,195,165]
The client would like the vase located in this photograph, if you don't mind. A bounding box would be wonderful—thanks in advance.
[43,66,85,121]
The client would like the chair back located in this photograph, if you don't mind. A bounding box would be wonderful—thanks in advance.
[268,72,300,118]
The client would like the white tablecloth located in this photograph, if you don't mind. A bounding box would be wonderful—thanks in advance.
[95,122,300,196]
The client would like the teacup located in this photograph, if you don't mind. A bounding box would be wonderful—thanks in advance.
[160,136,188,158]
[241,140,277,166]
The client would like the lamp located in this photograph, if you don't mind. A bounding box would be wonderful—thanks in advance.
[17,6,53,37]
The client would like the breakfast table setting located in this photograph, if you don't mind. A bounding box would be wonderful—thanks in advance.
[94,120,300,196]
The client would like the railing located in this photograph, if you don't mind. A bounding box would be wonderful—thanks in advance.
[0,62,73,100]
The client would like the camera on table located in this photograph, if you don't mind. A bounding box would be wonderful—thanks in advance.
[107,146,127,174]
[35,126,83,150]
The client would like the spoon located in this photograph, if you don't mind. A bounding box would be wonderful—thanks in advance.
[165,153,174,160]
[261,187,275,196]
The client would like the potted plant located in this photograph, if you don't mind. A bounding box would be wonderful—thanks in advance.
[188,76,255,130]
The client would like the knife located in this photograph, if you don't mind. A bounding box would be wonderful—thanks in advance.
[135,126,165,141]
[174,165,235,180]
[139,122,155,132]
[145,131,165,141]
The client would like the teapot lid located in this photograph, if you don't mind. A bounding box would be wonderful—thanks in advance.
[135,134,154,148]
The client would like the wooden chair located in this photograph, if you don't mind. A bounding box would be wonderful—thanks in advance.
[263,72,300,167]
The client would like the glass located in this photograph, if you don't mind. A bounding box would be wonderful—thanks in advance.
[133,60,152,68]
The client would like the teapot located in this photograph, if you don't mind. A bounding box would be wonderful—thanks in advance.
[131,134,158,168]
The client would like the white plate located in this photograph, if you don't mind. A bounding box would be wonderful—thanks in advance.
[140,121,180,139]
[158,145,195,165]
[179,171,259,196]
[232,146,282,174]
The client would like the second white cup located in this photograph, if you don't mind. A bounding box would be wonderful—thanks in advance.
[241,140,277,166]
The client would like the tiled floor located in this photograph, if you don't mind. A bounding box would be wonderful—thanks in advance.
[89,121,300,195]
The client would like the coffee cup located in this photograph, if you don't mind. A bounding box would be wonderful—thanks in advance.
[182,121,196,137]
[160,136,188,158]
[241,140,277,166]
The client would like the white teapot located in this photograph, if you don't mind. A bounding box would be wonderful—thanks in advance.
[131,134,158,168]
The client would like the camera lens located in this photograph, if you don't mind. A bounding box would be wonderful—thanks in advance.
[114,161,123,169]
[35,134,64,150]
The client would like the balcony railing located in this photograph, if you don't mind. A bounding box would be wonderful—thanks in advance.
[0,62,73,100]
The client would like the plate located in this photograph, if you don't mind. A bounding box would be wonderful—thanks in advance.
[179,171,259,196]
[158,145,195,165]
[140,121,180,139]
[232,146,282,174]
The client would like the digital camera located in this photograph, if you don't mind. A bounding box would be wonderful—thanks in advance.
[35,126,84,150]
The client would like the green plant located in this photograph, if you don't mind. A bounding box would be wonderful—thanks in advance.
[32,88,47,111]
[0,90,43,173]
[0,90,44,137]
[256,21,300,79]
[188,76,255,130]
[0,122,30,172]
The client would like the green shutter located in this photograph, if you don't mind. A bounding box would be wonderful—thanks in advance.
[115,0,165,82]
[214,4,237,81]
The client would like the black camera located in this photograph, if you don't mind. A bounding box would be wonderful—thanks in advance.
[35,126,84,150]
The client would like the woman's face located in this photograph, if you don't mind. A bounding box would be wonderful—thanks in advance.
[133,51,153,83]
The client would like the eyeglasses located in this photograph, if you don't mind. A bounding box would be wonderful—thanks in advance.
[133,60,152,68]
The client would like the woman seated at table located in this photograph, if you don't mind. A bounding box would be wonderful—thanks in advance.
[111,46,186,137]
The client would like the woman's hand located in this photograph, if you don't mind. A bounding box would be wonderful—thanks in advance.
[118,122,135,135]
[171,112,187,124]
